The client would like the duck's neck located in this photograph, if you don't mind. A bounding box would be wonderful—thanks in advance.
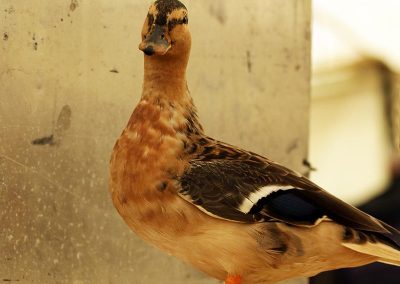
[134,52,204,136]
[142,53,190,103]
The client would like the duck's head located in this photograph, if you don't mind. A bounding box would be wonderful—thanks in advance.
[139,0,190,57]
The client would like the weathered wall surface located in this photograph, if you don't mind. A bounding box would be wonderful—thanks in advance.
[1,0,310,283]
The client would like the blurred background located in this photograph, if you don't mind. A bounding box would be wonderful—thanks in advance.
[311,0,400,205]
[310,0,400,283]
[1,0,399,283]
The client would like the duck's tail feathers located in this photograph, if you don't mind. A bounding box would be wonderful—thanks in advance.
[378,259,400,266]
[341,223,400,266]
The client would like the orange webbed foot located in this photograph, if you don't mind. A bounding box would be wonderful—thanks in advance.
[225,275,242,284]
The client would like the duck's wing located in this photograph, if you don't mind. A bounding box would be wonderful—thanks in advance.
[178,140,400,249]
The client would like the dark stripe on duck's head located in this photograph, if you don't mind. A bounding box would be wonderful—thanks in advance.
[147,13,154,28]
[154,0,187,26]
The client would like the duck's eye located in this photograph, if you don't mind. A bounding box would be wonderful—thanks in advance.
[182,16,188,24]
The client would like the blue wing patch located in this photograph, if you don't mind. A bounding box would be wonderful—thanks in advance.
[249,189,325,226]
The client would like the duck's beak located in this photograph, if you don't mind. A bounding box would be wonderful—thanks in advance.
[139,25,171,56]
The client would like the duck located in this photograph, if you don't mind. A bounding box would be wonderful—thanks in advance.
[109,0,400,283]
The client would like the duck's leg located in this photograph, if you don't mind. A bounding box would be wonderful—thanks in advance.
[225,275,242,284]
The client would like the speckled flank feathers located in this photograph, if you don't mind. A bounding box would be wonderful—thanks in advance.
[109,0,400,283]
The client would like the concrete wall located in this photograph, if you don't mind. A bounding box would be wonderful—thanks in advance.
[1,0,310,283]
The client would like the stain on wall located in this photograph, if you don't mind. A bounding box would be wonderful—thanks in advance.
[70,0,79,12]
[32,105,72,146]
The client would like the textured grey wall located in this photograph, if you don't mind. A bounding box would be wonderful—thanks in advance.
[0,0,310,283]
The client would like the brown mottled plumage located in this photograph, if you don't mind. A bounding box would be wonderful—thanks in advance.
[109,1,400,283]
